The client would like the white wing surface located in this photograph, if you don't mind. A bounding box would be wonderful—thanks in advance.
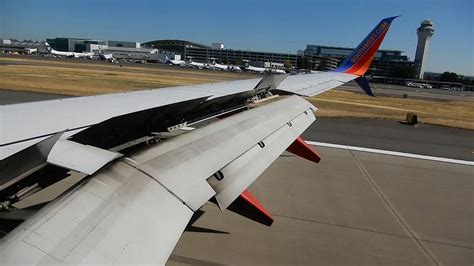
[0,96,316,264]
[0,161,193,264]
[278,72,358,96]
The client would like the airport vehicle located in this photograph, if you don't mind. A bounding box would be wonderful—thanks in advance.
[24,48,37,54]
[406,81,432,89]
[45,42,94,59]
[0,16,397,264]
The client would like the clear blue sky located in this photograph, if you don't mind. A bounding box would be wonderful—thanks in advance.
[1,0,472,75]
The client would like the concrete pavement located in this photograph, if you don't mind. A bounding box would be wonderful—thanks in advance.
[170,146,473,265]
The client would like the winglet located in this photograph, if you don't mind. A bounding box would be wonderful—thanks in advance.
[335,16,399,76]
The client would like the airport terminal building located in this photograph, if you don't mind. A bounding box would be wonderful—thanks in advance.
[301,44,413,77]
[1,37,416,79]
[144,39,409,74]
[185,46,298,68]
[144,39,298,68]
[44,37,163,60]
[45,38,142,53]
[0,39,46,53]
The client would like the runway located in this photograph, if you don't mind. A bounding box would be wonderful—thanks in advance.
[339,82,474,102]
[0,89,70,105]
[305,117,474,161]
[169,145,473,266]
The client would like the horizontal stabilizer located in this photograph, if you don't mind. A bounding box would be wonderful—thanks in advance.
[227,189,273,226]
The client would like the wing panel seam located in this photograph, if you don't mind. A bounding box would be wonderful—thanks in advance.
[119,158,193,212]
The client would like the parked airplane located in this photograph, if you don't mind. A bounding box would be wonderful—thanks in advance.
[246,65,267,73]
[270,68,287,74]
[246,65,286,74]
[99,52,118,63]
[45,42,94,59]
[211,62,229,71]
[166,58,186,66]
[210,63,242,72]
[229,65,242,72]
[0,16,397,264]
[188,60,207,69]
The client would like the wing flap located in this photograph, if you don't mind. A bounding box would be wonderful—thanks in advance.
[47,139,121,175]
[210,109,316,210]
[0,161,193,264]
[130,96,316,211]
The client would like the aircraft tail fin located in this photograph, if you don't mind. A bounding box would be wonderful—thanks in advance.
[44,42,52,52]
[335,16,399,76]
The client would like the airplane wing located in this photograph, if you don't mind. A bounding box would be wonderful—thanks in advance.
[0,17,397,264]
[0,96,317,264]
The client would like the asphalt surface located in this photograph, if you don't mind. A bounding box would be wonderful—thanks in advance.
[340,82,474,102]
[304,117,474,161]
[0,89,70,105]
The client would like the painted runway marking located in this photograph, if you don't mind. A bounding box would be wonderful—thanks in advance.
[306,141,474,166]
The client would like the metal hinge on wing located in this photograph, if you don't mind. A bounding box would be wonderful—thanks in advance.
[152,122,195,138]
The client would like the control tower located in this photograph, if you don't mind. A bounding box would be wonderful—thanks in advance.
[414,19,435,79]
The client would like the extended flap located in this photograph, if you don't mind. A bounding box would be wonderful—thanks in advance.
[209,108,316,210]
[48,140,121,175]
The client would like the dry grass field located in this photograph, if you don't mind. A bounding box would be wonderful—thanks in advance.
[0,57,255,95]
[1,56,473,130]
[308,91,474,130]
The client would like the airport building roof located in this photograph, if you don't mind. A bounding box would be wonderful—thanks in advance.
[102,46,158,53]
[142,39,210,54]
[0,39,45,48]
